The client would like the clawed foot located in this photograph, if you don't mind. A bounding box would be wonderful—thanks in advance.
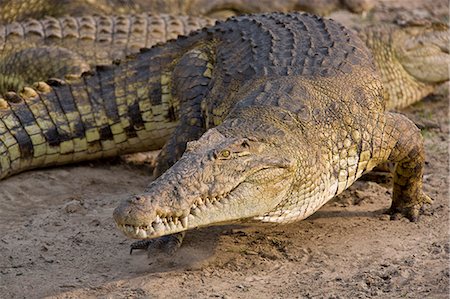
[129,232,185,256]
[388,192,433,222]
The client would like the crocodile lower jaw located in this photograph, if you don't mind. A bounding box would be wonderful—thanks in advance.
[116,192,234,238]
[117,215,189,239]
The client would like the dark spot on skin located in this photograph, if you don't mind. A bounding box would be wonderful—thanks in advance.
[44,127,62,146]
[167,106,177,122]
[4,92,22,103]
[99,126,114,140]
[46,78,66,87]
[149,85,162,105]
[9,103,35,127]
[95,65,115,72]
[124,126,138,138]
[72,122,85,139]
[127,102,144,130]
[14,129,33,158]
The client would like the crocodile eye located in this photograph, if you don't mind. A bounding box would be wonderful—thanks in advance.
[219,150,231,158]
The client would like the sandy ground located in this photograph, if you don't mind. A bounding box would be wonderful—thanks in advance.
[0,2,449,298]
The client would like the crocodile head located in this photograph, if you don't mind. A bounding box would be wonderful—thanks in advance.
[393,20,449,84]
[113,118,297,239]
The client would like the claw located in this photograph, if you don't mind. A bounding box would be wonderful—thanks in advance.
[130,239,151,254]
[128,232,186,256]
[388,191,433,222]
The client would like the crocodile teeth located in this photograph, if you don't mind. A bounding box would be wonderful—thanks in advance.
[169,221,176,230]
[181,217,188,228]
[155,215,162,224]
[125,225,132,233]
[145,226,155,234]
[153,222,164,232]
[135,228,147,238]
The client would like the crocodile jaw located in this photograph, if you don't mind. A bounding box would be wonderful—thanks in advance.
[114,177,292,239]
[113,128,296,239]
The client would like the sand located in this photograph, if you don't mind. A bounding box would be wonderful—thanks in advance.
[0,1,448,298]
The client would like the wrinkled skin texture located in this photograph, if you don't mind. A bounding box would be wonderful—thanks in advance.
[0,12,447,108]
[359,20,449,109]
[0,14,215,94]
[111,13,430,250]
[114,125,305,239]
[115,127,297,239]
[0,0,374,24]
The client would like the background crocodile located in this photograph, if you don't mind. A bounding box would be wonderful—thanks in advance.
[0,14,215,94]
[0,0,375,24]
[1,13,448,110]
[358,20,449,109]
[0,12,430,251]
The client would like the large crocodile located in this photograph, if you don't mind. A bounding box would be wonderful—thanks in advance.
[1,13,448,109]
[110,12,431,252]
[0,12,433,252]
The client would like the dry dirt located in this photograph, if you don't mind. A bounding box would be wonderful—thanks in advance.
[0,2,449,299]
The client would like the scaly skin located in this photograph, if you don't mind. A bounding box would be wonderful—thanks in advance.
[359,20,449,109]
[0,0,374,24]
[0,13,431,252]
[0,0,144,24]
[0,27,209,179]
[0,14,215,94]
[1,13,447,108]
[106,13,428,251]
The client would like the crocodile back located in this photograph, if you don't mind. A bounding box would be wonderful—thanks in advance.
[214,13,374,79]
[201,13,384,124]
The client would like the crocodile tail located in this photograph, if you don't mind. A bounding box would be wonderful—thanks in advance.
[0,64,178,179]
[0,14,216,94]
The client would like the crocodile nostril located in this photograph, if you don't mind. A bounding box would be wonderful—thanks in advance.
[133,195,145,202]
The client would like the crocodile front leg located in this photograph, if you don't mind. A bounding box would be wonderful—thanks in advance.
[130,232,186,256]
[153,47,213,177]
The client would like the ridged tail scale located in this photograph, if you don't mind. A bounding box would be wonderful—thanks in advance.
[0,44,192,179]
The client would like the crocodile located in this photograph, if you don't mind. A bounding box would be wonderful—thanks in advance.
[0,12,433,252]
[0,0,144,24]
[1,13,448,109]
[0,14,215,94]
[0,0,374,24]
[358,20,449,109]
[110,12,431,252]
